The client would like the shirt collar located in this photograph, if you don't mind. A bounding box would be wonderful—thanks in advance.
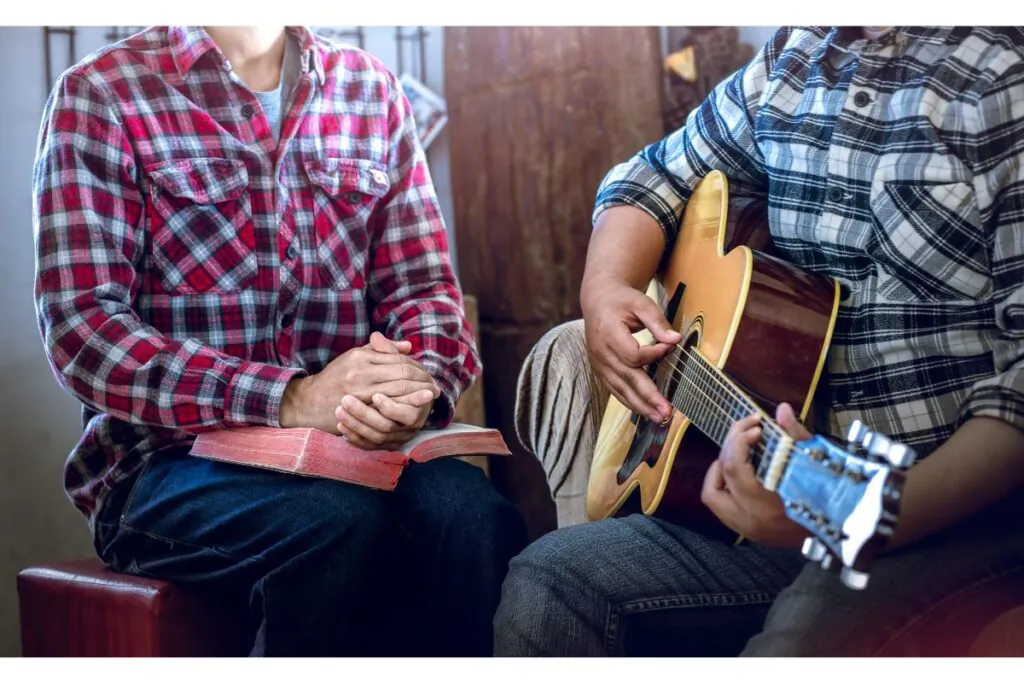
[168,26,221,75]
[807,26,957,64]
[169,26,325,85]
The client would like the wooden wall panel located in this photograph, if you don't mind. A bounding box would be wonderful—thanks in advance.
[445,26,665,540]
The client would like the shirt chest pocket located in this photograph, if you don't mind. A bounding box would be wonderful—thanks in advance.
[868,179,991,302]
[304,158,391,291]
[144,157,257,295]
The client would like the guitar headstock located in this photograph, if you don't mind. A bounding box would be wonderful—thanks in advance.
[774,419,917,590]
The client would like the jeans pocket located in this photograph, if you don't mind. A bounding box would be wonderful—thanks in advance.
[93,457,154,570]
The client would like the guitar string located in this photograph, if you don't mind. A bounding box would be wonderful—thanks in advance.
[646,345,797,464]
[656,345,787,439]
[649,349,783,466]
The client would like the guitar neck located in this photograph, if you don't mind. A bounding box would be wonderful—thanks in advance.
[667,346,790,479]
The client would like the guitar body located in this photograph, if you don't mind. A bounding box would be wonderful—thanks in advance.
[586,171,841,540]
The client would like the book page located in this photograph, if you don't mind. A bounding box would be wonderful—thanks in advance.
[397,422,490,454]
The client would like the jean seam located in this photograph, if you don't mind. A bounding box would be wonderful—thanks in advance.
[604,590,777,655]
[604,601,617,655]
[618,590,777,614]
[116,453,156,524]
[117,520,244,562]
[873,564,1024,656]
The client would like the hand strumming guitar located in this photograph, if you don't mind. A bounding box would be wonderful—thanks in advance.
[581,278,682,424]
[580,207,686,425]
[701,402,810,549]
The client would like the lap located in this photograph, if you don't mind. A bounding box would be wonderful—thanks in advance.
[497,514,806,656]
[96,447,390,583]
[97,449,519,581]
[744,491,1024,656]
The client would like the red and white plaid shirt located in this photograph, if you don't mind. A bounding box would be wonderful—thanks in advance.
[33,26,480,530]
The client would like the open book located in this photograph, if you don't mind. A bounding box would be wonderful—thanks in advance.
[189,423,511,491]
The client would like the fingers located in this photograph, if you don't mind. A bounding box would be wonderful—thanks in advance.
[701,458,740,524]
[634,296,683,346]
[600,363,673,424]
[371,392,428,427]
[350,348,420,367]
[597,335,674,422]
[720,413,764,495]
[337,395,399,433]
[351,362,437,393]
[606,328,672,368]
[775,402,812,440]
[369,331,413,355]
[338,422,414,450]
[378,389,436,409]
[335,396,416,449]
[355,379,440,403]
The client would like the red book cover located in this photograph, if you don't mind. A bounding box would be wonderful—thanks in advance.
[189,423,511,490]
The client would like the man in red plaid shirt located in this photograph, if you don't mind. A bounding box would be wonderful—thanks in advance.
[32,25,526,656]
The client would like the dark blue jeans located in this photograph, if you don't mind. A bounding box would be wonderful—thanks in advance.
[94,448,527,657]
[492,494,1024,656]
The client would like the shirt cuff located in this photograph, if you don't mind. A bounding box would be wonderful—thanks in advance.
[592,158,688,246]
[958,366,1024,435]
[223,360,308,428]
[415,354,460,430]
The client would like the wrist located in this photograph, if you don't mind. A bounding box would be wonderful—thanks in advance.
[580,272,626,315]
[279,376,310,428]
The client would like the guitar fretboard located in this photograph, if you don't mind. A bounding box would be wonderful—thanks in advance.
[667,347,782,470]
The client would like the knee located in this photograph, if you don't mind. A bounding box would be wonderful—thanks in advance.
[515,320,590,410]
[514,319,605,455]
[493,529,584,653]
[405,459,527,558]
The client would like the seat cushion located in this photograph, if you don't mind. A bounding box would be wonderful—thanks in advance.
[18,558,252,656]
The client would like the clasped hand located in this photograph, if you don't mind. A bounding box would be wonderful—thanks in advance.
[280,332,437,450]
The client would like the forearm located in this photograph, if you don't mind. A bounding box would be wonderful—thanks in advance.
[372,282,480,428]
[41,295,302,431]
[580,206,667,312]
[885,416,1024,551]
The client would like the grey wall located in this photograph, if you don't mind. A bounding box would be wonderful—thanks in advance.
[0,25,779,657]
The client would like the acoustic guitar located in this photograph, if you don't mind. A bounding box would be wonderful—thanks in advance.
[585,170,916,589]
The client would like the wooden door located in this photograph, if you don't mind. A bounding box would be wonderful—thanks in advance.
[445,26,665,540]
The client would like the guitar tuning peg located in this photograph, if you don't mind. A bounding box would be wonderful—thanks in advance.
[841,567,870,590]
[863,431,917,469]
[882,442,916,469]
[819,552,842,573]
[846,419,870,448]
[846,419,917,470]
[801,537,828,562]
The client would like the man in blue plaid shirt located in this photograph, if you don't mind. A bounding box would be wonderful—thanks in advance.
[495,26,1024,656]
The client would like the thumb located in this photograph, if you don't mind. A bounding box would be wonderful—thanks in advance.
[370,331,413,355]
[369,332,396,353]
[635,296,682,346]
[775,402,811,440]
